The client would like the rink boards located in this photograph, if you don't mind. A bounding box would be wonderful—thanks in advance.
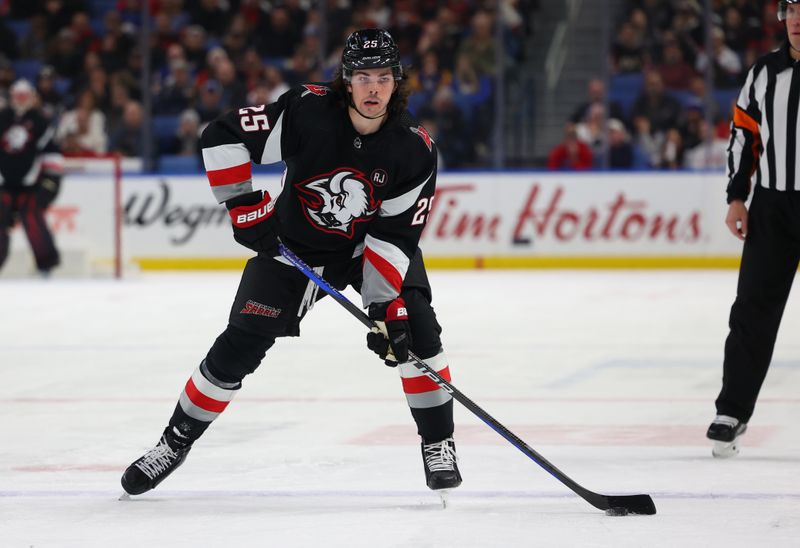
[48,171,745,270]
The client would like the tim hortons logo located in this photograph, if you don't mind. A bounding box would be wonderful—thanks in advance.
[423,184,502,240]
[511,184,702,243]
[422,183,702,244]
[125,179,228,244]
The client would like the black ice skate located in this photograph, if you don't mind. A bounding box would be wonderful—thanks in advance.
[706,415,747,458]
[422,437,461,507]
[120,427,192,497]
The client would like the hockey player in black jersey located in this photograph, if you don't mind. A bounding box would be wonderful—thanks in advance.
[0,79,63,275]
[121,29,461,498]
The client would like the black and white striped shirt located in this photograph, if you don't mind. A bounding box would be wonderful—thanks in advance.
[728,42,800,202]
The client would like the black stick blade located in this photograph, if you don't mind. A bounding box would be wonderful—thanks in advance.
[605,494,657,515]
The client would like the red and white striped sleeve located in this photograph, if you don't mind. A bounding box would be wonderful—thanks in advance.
[200,93,292,204]
[361,158,436,307]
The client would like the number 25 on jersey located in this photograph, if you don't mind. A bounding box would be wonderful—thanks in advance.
[239,105,270,132]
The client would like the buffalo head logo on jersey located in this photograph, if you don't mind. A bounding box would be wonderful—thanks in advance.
[1,124,32,153]
[295,168,380,238]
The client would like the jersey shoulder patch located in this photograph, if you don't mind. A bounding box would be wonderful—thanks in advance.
[397,111,434,153]
[300,83,332,98]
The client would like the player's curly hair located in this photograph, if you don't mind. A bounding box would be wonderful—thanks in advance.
[330,68,410,118]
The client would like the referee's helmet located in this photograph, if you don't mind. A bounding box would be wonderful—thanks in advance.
[778,0,800,21]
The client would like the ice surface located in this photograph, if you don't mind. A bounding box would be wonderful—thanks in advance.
[1,270,798,547]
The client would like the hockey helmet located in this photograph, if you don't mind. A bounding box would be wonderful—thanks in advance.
[9,79,36,114]
[341,28,403,81]
[779,0,800,21]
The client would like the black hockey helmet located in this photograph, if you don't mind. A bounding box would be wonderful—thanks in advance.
[342,28,404,81]
[779,0,800,20]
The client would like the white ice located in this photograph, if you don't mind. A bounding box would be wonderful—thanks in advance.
[1,269,798,547]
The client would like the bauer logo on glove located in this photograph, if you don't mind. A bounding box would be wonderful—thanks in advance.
[366,297,412,366]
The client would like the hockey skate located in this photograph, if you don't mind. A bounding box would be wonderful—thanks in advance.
[120,427,192,497]
[421,437,461,507]
[706,415,747,458]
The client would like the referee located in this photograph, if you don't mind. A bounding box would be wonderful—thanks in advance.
[707,0,800,458]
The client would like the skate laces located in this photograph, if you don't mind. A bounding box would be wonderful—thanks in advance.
[423,438,457,472]
[134,436,179,480]
[712,415,740,427]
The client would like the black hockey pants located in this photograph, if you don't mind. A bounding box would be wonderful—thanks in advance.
[0,188,60,273]
[716,186,800,423]
[170,249,454,443]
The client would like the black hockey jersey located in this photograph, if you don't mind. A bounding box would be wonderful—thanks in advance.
[200,83,438,307]
[0,107,62,189]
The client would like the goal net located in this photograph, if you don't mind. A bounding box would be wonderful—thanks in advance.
[0,154,129,279]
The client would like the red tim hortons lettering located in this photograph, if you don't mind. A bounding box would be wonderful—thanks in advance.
[512,184,702,243]
[423,184,500,241]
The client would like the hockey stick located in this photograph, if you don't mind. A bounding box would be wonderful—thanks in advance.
[278,244,656,516]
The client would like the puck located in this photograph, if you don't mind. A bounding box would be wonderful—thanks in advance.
[605,507,629,517]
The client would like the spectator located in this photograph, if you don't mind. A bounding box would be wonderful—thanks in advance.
[108,100,144,157]
[575,103,606,162]
[409,50,451,99]
[418,86,473,168]
[657,39,698,90]
[684,119,728,170]
[19,14,48,61]
[48,28,84,79]
[257,6,301,59]
[570,78,626,126]
[175,108,201,157]
[607,118,634,169]
[214,58,247,111]
[105,79,131,137]
[457,10,496,77]
[611,22,645,74]
[154,59,195,115]
[56,89,107,155]
[182,25,209,73]
[189,0,230,38]
[196,79,223,124]
[35,65,63,120]
[547,123,593,171]
[0,15,19,60]
[696,27,743,89]
[631,71,682,134]
[262,65,290,103]
[657,127,683,169]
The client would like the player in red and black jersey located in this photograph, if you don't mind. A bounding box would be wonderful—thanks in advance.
[122,29,461,497]
[0,80,63,275]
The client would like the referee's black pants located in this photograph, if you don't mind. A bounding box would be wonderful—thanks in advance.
[716,186,800,423]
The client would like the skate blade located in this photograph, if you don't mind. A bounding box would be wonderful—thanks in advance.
[712,440,740,458]
[436,489,450,509]
[118,492,132,501]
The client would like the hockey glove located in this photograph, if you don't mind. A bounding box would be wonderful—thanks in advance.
[366,297,412,366]
[36,175,61,209]
[226,191,280,254]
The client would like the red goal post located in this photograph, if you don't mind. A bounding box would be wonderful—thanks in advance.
[60,153,126,278]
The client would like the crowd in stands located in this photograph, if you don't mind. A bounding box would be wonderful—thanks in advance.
[0,0,536,172]
[549,0,777,171]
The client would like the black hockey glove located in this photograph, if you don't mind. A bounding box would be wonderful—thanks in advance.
[36,175,61,208]
[226,191,280,254]
[366,297,412,367]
